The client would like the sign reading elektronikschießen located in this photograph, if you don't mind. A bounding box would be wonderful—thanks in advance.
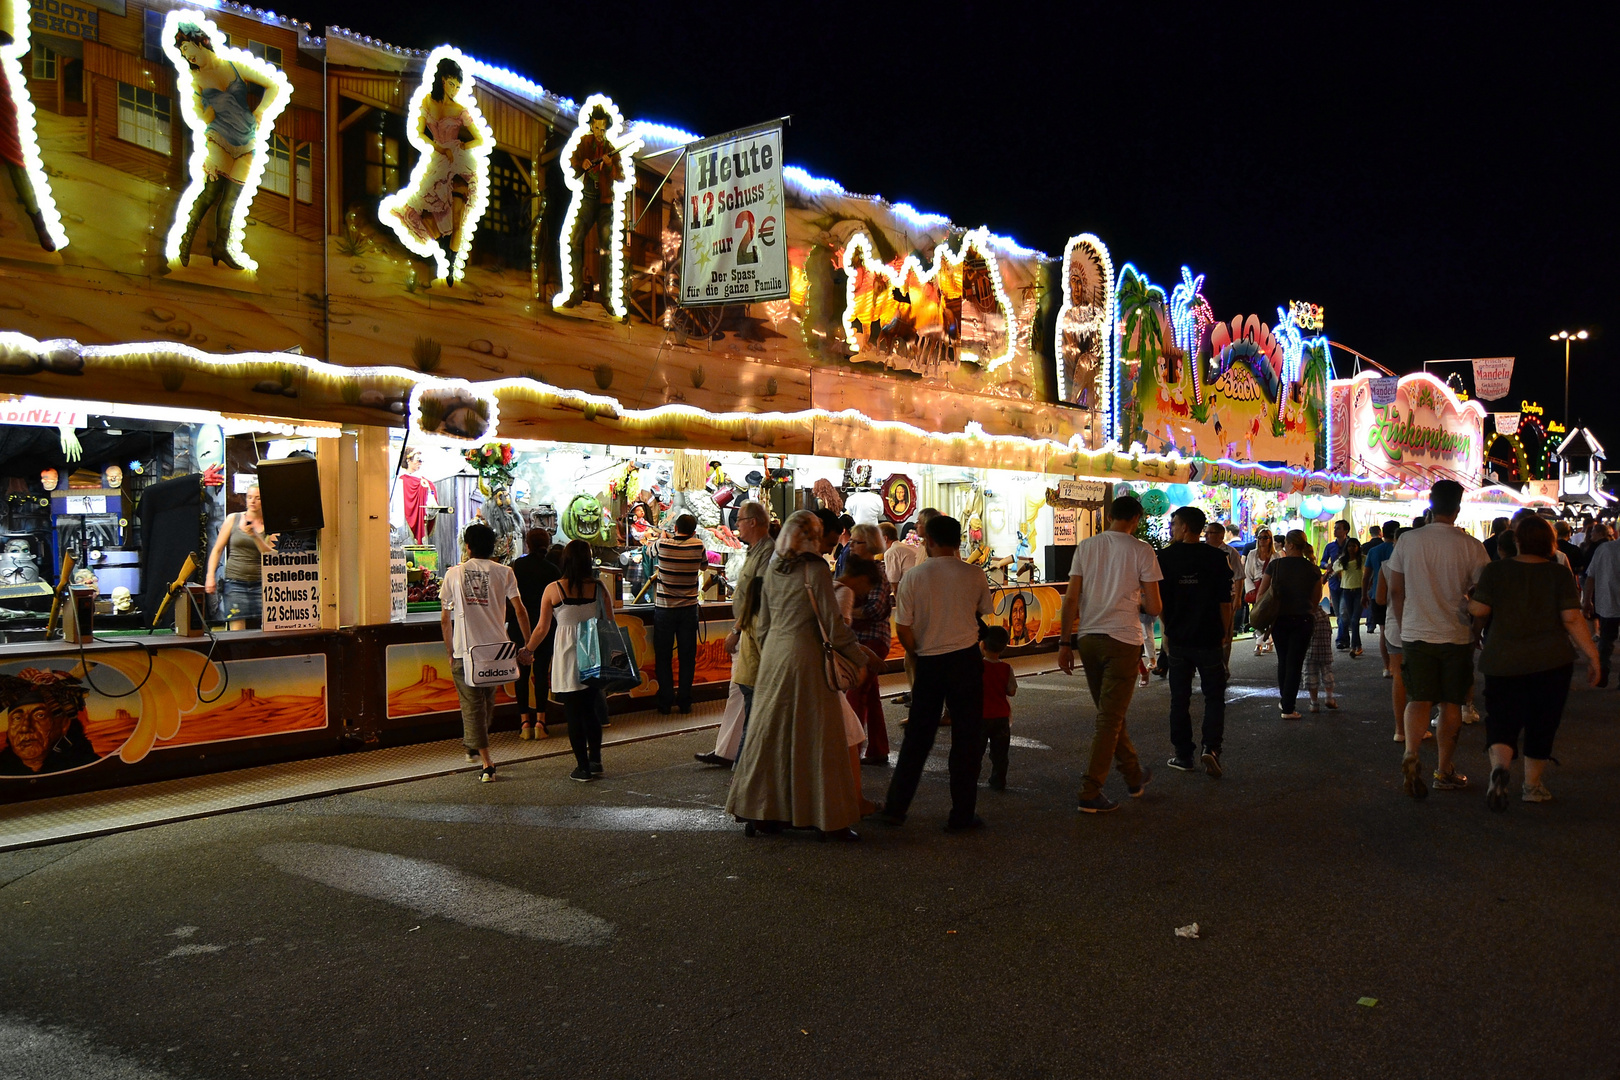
[680,121,787,307]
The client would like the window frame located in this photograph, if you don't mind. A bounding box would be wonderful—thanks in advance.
[115,81,174,156]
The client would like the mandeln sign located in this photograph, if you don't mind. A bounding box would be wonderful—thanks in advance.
[1331,372,1485,486]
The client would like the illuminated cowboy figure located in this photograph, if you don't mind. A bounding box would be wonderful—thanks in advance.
[561,104,625,309]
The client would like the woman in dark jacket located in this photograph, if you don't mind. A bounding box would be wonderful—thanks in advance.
[1257,530,1323,719]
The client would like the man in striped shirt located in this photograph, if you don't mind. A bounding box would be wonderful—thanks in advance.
[653,514,706,714]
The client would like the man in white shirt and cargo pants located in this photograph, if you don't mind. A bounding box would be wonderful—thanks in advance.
[877,514,995,832]
[1058,494,1164,813]
[441,523,531,783]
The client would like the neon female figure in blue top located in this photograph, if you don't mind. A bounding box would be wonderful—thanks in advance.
[172,22,278,269]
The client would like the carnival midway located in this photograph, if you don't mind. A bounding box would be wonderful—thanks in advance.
[1,0,1609,812]
[1,2,1616,1076]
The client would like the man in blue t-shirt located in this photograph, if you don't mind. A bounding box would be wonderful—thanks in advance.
[1320,520,1349,646]
[1363,519,1399,676]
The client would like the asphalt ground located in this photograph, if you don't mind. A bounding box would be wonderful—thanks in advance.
[2,633,1618,1080]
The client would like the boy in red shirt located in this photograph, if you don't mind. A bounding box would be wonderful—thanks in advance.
[981,625,1018,790]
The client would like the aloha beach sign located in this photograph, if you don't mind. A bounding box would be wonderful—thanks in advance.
[1332,371,1485,485]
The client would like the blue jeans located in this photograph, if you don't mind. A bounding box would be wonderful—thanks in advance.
[653,604,699,709]
[1166,642,1227,759]
[1336,588,1362,649]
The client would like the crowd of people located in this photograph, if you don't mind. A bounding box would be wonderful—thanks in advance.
[437,485,1614,828]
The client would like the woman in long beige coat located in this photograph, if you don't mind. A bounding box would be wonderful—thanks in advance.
[726,511,869,839]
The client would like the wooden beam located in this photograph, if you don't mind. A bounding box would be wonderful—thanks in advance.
[326,74,342,237]
[336,102,374,133]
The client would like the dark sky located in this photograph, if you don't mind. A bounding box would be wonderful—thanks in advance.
[309,1,1616,459]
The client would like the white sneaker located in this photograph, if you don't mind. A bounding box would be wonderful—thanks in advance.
[1521,781,1553,803]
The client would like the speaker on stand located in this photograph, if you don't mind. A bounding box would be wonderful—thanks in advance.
[257,456,325,534]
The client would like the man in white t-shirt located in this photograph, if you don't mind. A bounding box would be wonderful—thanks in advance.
[1385,480,1488,799]
[1057,494,1163,813]
[884,509,935,706]
[876,513,994,832]
[440,523,531,782]
[845,488,885,527]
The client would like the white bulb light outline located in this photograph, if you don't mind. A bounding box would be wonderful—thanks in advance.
[375,44,495,285]
[0,328,1399,496]
[0,1,68,249]
[406,378,501,446]
[839,226,1018,373]
[1054,233,1115,419]
[551,93,642,317]
[1111,262,1168,447]
[160,9,292,272]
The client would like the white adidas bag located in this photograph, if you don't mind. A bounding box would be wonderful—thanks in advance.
[468,640,520,687]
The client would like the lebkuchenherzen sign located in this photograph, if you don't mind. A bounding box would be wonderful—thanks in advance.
[680,121,787,307]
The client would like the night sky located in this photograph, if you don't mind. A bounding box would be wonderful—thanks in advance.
[308,1,1616,468]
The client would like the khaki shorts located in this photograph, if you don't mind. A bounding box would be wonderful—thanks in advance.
[1401,640,1473,704]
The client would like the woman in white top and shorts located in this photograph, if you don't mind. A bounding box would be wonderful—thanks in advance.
[528,540,608,782]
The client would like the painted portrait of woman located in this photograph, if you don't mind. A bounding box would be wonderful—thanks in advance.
[381,48,492,286]
[162,14,288,271]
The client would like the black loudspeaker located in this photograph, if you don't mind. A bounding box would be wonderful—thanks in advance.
[1045,544,1076,583]
[257,457,325,533]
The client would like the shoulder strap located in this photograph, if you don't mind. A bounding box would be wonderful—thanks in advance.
[802,564,833,649]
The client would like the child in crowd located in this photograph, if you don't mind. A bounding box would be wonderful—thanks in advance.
[981,625,1018,790]
[1305,603,1338,712]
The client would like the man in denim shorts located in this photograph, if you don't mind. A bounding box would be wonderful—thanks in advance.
[1385,481,1489,799]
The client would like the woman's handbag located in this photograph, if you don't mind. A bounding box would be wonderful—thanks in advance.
[803,566,862,693]
[576,584,643,694]
[1243,555,1270,604]
[1249,583,1280,631]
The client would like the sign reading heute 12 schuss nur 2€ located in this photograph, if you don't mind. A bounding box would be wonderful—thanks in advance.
[680,121,787,307]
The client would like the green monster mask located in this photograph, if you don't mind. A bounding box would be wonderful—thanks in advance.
[562,493,614,544]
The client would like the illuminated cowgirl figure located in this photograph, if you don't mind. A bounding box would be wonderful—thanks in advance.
[380,49,492,286]
[162,12,288,271]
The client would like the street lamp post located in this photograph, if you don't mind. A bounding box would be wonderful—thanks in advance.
[1550,329,1589,427]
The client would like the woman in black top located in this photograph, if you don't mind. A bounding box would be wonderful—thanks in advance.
[1469,515,1600,809]
[510,528,559,739]
[1258,530,1324,718]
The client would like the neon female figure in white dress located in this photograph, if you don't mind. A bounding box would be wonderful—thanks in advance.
[386,56,489,286]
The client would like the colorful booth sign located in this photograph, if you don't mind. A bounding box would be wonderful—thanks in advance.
[1118,266,1328,470]
[1330,371,1485,486]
